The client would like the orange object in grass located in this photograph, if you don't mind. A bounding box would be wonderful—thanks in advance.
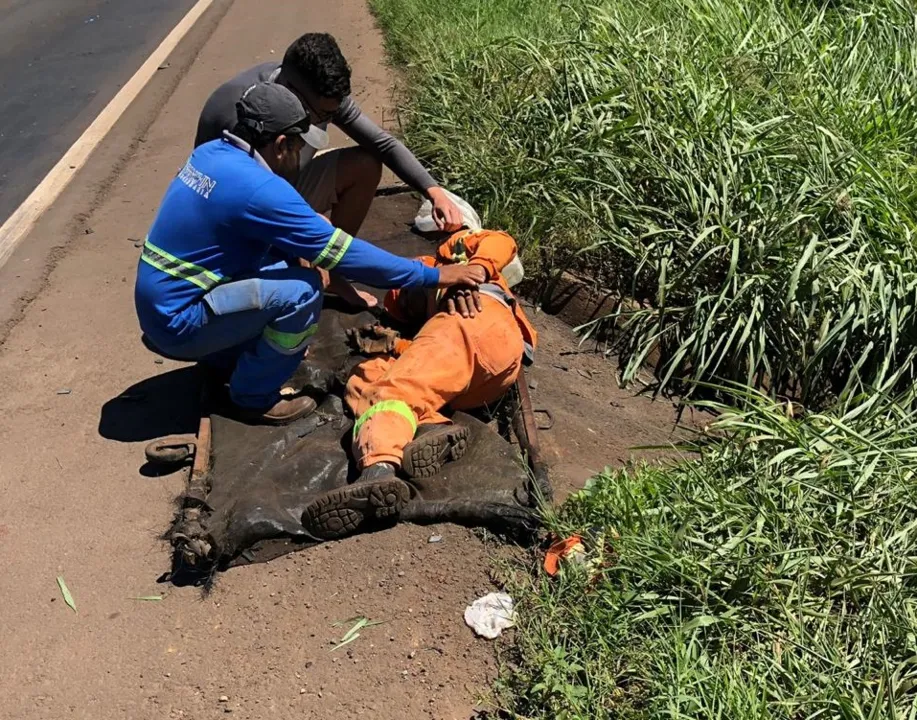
[543,534,584,576]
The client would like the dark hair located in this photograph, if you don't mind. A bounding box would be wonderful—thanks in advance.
[230,121,274,149]
[282,33,351,100]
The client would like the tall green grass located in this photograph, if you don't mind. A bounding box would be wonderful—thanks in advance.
[371,1,917,713]
[372,0,917,405]
[495,386,917,718]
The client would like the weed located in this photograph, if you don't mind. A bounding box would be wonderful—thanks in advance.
[372,0,917,405]
[497,386,917,718]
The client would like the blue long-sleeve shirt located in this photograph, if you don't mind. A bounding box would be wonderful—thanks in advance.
[135,135,439,339]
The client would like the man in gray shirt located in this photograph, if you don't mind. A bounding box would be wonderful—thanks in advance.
[196,32,462,237]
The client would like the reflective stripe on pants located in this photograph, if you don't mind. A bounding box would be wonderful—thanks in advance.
[147,262,323,409]
[345,295,524,468]
[353,400,417,438]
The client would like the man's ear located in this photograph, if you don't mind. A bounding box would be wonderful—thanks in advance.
[273,133,289,155]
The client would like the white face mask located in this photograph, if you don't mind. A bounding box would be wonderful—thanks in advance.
[302,125,330,150]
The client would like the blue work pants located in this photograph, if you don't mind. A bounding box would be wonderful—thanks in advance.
[150,263,323,408]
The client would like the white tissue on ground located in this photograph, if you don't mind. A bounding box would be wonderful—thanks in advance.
[464,592,516,639]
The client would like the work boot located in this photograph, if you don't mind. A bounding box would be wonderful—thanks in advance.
[401,423,470,479]
[302,462,409,541]
[233,394,318,426]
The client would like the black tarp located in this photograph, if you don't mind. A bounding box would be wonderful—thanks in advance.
[165,231,547,575]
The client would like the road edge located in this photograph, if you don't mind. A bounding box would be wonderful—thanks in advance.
[0,0,236,346]
[0,0,220,271]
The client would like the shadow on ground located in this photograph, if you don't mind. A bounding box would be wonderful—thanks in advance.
[98,366,201,448]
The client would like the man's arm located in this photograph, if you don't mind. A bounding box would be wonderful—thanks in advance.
[335,98,463,230]
[434,230,521,318]
[437,230,519,280]
[241,176,481,289]
[335,96,435,190]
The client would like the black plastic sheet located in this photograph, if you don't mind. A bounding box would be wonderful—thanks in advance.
[166,232,544,573]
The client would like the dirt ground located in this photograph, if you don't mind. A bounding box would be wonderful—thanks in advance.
[0,1,686,718]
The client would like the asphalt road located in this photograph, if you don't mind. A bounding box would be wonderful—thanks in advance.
[0,0,197,226]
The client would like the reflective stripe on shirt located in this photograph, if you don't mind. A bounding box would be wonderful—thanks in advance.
[313,228,354,270]
[140,238,226,292]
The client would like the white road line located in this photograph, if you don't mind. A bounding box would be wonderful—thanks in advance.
[0,0,218,271]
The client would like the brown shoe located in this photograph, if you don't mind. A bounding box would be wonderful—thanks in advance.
[234,394,317,426]
[401,423,470,478]
[303,463,409,540]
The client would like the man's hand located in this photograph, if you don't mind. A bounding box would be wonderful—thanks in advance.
[298,258,333,290]
[444,287,484,318]
[346,324,400,355]
[437,263,486,289]
[427,187,463,232]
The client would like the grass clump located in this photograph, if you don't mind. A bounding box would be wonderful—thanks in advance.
[371,0,917,405]
[495,386,917,718]
[371,1,917,713]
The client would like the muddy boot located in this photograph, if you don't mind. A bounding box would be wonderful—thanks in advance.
[401,423,470,479]
[233,394,318,426]
[302,462,410,540]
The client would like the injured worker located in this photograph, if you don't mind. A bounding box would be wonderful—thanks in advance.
[301,228,537,539]
[135,83,483,425]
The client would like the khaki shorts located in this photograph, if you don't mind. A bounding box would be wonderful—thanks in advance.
[295,149,340,215]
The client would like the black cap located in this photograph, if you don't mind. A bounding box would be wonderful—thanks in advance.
[235,82,327,150]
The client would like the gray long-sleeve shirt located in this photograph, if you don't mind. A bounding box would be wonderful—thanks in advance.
[194,62,438,192]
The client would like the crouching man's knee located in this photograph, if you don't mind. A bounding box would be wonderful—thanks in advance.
[338,146,383,193]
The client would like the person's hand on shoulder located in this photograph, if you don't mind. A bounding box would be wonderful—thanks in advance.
[437,263,485,289]
[443,288,483,318]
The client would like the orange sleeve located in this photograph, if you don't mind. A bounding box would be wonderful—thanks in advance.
[436,230,518,281]
[383,256,436,324]
[382,289,404,322]
[434,232,465,265]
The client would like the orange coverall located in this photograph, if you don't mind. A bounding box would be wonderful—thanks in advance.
[345,229,538,469]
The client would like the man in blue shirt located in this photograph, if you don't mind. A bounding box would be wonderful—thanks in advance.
[136,83,483,425]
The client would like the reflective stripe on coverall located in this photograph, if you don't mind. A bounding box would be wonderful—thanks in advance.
[346,294,524,468]
[136,132,439,410]
[345,228,534,469]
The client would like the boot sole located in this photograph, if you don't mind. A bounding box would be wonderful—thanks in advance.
[402,424,470,479]
[303,478,410,540]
